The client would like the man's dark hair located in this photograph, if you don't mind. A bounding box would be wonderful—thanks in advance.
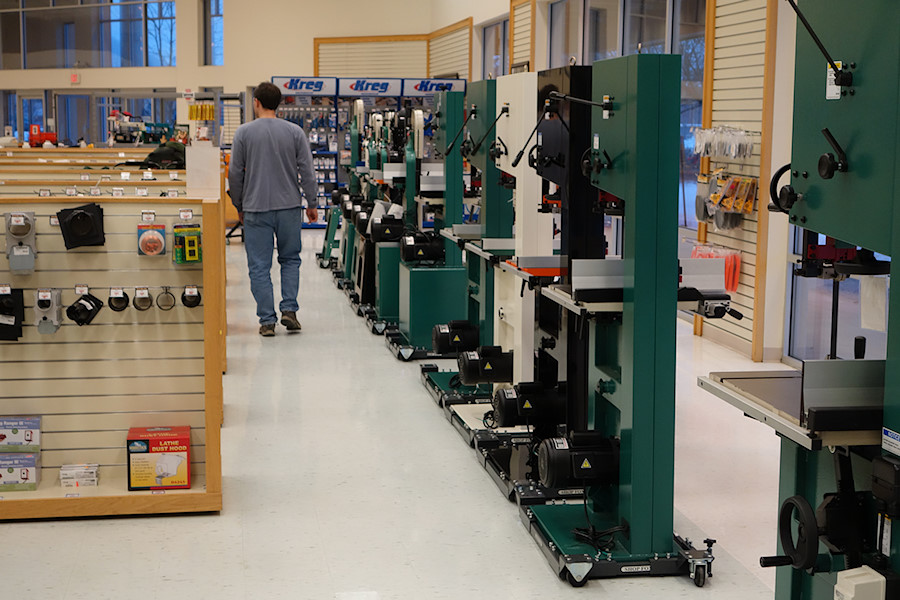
[254,82,282,111]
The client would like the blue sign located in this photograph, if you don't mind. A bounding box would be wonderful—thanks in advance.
[271,77,338,96]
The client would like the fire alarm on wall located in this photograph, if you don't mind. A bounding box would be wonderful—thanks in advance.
[70,72,80,84]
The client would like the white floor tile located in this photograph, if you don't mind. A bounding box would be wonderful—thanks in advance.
[3,232,787,599]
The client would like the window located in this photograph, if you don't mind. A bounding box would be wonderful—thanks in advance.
[56,94,90,145]
[146,2,175,66]
[585,0,620,62]
[674,0,705,229]
[482,19,509,79]
[624,0,668,55]
[21,96,43,142]
[549,0,580,68]
[204,0,223,66]
[2,1,176,69]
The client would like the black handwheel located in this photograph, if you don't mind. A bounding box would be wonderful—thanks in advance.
[565,570,588,588]
[693,565,706,588]
[778,495,819,570]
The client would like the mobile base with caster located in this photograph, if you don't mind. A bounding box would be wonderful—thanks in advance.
[519,502,715,588]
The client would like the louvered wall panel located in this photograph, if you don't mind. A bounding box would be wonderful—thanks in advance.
[703,0,767,350]
[318,41,428,78]
[511,2,532,66]
[429,27,470,80]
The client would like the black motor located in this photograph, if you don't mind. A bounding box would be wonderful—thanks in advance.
[457,346,514,385]
[537,431,619,489]
[370,215,404,243]
[432,320,479,355]
[492,382,566,429]
[400,231,444,263]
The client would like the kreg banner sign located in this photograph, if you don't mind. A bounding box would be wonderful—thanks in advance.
[338,78,403,97]
[402,79,467,96]
[271,77,338,96]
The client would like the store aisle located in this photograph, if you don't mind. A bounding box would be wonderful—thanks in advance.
[4,232,787,599]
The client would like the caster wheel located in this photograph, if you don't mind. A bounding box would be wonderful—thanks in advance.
[565,571,588,588]
[693,565,706,588]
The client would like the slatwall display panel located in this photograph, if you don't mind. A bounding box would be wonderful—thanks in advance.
[703,0,767,350]
[429,27,470,80]
[0,201,208,490]
[221,100,243,147]
[318,41,428,78]
[511,2,532,66]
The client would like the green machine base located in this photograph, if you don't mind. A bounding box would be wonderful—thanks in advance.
[385,263,467,361]
[521,503,714,588]
[419,364,493,407]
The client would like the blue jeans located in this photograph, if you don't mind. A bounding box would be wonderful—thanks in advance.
[243,208,302,325]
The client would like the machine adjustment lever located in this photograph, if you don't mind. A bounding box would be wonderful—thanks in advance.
[854,336,866,359]
[785,0,853,88]
[818,128,849,179]
[759,556,795,568]
[445,106,476,155]
[512,100,552,168]
[593,150,613,173]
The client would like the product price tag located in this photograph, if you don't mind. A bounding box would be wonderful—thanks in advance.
[0,285,10,295]
[0,314,14,326]
[75,285,89,295]
[136,187,149,197]
[101,175,111,182]
[135,287,150,299]
[5,150,11,156]
[90,187,102,197]
[141,210,156,222]
[9,214,24,226]
[12,246,29,256]
[112,187,124,197]
[169,172,179,180]
[39,189,51,197]
[109,287,124,298]
[152,490,166,495]
[184,285,199,297]
[118,152,126,158]
[49,215,59,226]
[80,173,90,181]
[167,189,179,198]
[593,134,600,150]
[65,493,80,498]
[65,187,77,196]
[120,172,131,181]
[143,170,154,180]
[38,290,52,301]
[179,208,193,221]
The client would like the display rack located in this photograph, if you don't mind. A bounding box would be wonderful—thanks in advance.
[0,195,223,520]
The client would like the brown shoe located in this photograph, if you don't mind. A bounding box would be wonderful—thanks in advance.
[259,323,276,337]
[281,311,302,332]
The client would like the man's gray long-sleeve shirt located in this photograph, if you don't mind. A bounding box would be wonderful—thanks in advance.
[228,117,317,213]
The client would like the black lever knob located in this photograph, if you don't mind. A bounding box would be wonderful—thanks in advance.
[760,556,794,568]
[854,336,867,360]
[779,185,799,210]
[818,153,839,179]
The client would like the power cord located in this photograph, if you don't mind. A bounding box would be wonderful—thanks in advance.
[482,409,498,429]
[572,488,628,553]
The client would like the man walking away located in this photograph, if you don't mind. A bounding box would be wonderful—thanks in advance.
[229,82,319,337]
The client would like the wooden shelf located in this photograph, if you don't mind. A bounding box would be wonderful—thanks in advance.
[0,472,220,519]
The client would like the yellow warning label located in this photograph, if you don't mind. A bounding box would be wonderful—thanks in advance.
[523,400,533,409]
[385,228,391,234]
[453,335,460,342]
[417,249,424,256]
[485,362,493,370]
[580,458,592,470]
